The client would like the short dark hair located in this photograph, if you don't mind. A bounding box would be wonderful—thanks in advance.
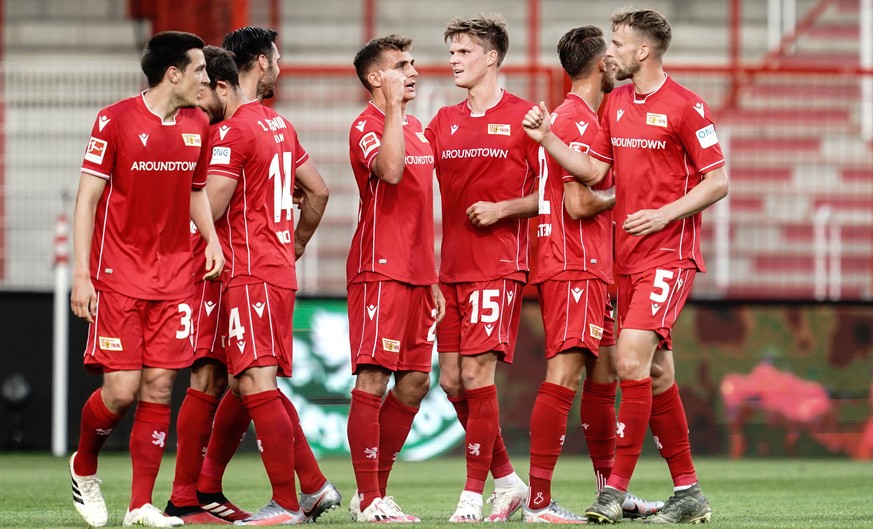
[611,8,672,57]
[141,31,205,87]
[557,26,607,80]
[222,26,278,72]
[203,45,239,89]
[353,34,412,90]
[444,14,509,67]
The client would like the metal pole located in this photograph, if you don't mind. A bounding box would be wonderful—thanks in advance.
[52,212,70,457]
[860,0,872,141]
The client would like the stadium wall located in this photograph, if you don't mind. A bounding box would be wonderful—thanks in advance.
[1,295,870,459]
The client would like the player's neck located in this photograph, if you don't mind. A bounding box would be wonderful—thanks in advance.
[238,74,259,102]
[569,77,603,114]
[632,66,667,96]
[142,86,181,122]
[466,77,503,115]
[224,92,247,120]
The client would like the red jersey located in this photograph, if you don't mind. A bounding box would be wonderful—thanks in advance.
[207,101,308,290]
[80,93,209,300]
[425,91,539,283]
[347,103,437,286]
[532,93,613,285]
[589,76,725,274]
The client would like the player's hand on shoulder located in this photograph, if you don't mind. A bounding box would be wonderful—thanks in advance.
[379,69,407,105]
[522,101,551,142]
[623,208,670,236]
[466,201,503,228]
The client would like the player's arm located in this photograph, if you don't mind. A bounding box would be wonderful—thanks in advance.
[205,175,237,221]
[190,189,225,280]
[564,182,615,220]
[70,172,106,322]
[523,102,611,186]
[293,159,329,260]
[467,192,537,228]
[370,70,406,185]
[623,166,729,236]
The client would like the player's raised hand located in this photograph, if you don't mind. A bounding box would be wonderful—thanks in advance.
[522,101,551,142]
[624,208,670,236]
[378,69,407,106]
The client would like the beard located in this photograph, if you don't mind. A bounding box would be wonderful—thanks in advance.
[614,59,639,81]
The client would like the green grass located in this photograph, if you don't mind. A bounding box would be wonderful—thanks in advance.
[1,453,873,527]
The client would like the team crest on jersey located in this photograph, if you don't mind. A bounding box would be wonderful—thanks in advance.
[359,131,380,157]
[488,123,511,136]
[568,141,588,153]
[416,132,429,143]
[211,146,231,165]
[646,113,668,127]
[589,324,604,340]
[84,137,108,164]
[98,336,123,351]
[381,338,401,353]
[182,133,201,146]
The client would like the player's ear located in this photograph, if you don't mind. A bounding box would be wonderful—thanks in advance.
[167,65,180,83]
[258,53,270,72]
[486,50,497,66]
[367,70,381,88]
[638,42,649,61]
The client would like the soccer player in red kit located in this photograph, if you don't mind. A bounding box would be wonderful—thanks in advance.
[524,8,727,525]
[69,31,224,528]
[200,43,330,525]
[424,15,535,523]
[345,34,445,523]
[520,26,662,524]
[184,31,340,524]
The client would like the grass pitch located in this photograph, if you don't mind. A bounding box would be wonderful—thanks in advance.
[1,453,872,527]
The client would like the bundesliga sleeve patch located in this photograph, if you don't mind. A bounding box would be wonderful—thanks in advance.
[84,137,108,164]
[359,131,380,157]
[211,146,231,165]
[696,124,719,149]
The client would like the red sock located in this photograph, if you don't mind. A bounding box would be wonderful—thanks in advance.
[650,383,697,487]
[377,390,418,496]
[449,394,514,480]
[243,390,298,510]
[606,378,652,492]
[463,385,499,493]
[278,391,326,494]
[74,389,121,476]
[528,382,575,509]
[129,401,171,510]
[348,389,382,510]
[170,389,219,507]
[580,379,617,490]
[199,392,250,494]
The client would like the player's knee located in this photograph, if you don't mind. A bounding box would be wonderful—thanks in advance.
[614,356,647,380]
[101,385,137,412]
[545,368,582,389]
[439,373,461,397]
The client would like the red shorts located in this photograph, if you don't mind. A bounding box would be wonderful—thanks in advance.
[436,279,523,362]
[348,281,437,373]
[537,277,609,358]
[192,280,225,363]
[83,290,195,373]
[223,281,295,378]
[617,264,696,350]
